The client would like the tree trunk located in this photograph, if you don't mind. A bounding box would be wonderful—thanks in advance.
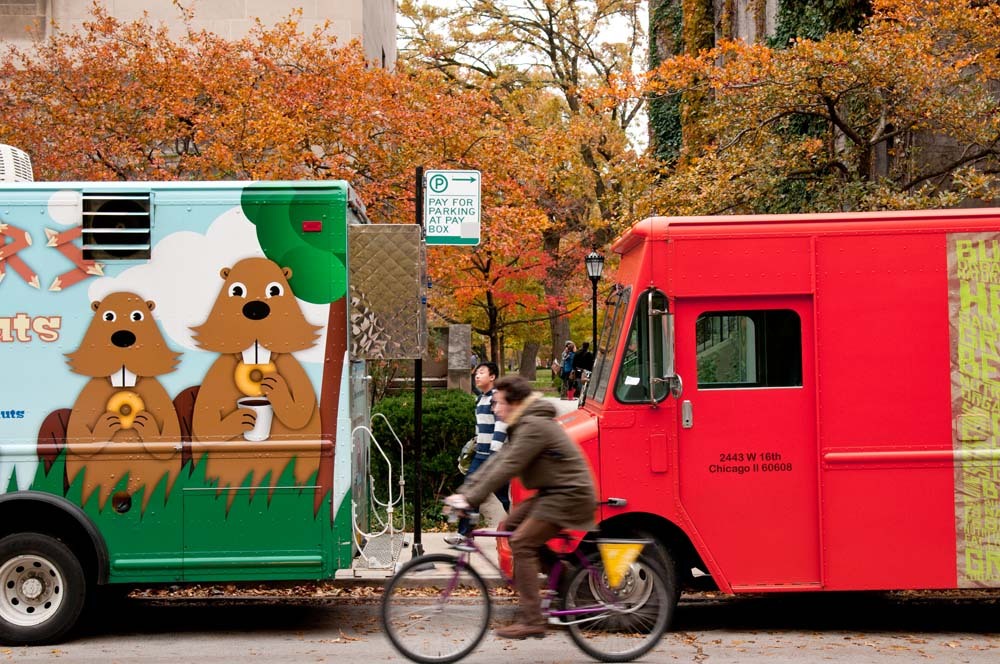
[519,341,539,380]
[485,289,501,366]
[549,315,571,371]
[542,228,572,368]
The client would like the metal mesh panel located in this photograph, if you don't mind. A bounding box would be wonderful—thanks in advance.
[348,224,426,359]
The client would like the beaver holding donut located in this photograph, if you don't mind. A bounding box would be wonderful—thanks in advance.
[190,257,322,492]
[64,292,182,511]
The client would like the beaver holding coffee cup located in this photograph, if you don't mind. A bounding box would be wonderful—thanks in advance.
[190,257,322,491]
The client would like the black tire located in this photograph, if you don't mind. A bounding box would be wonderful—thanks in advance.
[381,553,492,664]
[0,533,87,645]
[562,551,675,662]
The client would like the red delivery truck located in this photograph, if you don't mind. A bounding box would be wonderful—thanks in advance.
[555,207,1000,619]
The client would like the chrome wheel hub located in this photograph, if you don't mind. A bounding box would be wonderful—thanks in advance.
[0,554,65,627]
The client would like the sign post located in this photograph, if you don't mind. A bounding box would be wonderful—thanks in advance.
[423,170,481,246]
[412,166,425,558]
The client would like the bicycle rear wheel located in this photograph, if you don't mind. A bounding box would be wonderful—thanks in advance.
[381,553,492,664]
[562,552,673,662]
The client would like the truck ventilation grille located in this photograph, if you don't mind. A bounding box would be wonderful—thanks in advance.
[82,192,151,261]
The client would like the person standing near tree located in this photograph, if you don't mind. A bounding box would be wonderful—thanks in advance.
[445,362,508,544]
[559,341,576,399]
[572,341,594,391]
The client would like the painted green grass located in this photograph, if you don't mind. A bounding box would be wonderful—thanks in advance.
[29,451,348,583]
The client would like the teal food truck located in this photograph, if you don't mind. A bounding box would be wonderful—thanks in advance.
[0,170,423,644]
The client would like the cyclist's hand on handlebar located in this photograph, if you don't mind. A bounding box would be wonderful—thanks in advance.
[443,494,470,511]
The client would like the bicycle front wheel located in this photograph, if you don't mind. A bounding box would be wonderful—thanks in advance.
[381,553,492,664]
[562,553,673,662]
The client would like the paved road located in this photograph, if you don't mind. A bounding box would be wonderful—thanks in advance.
[6,590,1000,663]
[12,401,1000,662]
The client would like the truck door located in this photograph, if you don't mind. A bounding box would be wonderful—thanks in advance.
[674,297,819,590]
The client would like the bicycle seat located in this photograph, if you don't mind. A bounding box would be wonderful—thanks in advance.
[546,530,587,554]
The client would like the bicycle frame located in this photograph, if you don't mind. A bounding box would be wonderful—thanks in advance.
[444,528,644,626]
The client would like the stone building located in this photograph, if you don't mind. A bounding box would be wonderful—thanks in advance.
[0,0,396,68]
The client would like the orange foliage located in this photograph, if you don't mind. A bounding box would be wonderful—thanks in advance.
[0,5,559,358]
[641,0,1000,214]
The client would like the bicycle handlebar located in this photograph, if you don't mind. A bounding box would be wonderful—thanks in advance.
[443,504,480,523]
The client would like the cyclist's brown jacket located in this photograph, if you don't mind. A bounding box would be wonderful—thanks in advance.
[459,394,596,530]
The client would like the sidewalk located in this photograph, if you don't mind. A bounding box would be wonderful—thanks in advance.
[334,531,503,585]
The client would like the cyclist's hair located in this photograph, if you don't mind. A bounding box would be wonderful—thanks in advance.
[475,361,499,378]
[494,375,533,404]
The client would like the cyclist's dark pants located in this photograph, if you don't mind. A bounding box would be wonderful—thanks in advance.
[503,498,561,627]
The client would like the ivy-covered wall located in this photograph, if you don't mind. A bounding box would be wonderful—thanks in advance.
[770,0,871,47]
[648,0,873,164]
[648,0,684,163]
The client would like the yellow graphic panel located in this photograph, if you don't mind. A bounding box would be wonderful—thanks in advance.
[949,234,1000,586]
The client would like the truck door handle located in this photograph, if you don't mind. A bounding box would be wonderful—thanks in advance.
[681,400,693,429]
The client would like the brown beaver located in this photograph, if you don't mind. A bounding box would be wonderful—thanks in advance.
[190,257,322,496]
[64,292,182,511]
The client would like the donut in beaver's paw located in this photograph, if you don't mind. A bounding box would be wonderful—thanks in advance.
[234,362,277,397]
[106,390,146,430]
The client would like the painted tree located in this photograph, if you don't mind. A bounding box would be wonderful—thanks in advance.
[641,0,1000,215]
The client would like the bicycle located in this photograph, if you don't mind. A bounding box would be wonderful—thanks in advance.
[381,509,675,663]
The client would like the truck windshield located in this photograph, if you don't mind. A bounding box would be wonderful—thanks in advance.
[615,290,670,404]
[587,284,631,402]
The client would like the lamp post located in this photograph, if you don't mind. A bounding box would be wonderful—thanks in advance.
[585,250,605,353]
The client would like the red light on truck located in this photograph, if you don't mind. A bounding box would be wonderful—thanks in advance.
[302,221,323,232]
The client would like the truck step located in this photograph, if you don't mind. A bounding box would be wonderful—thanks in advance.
[355,533,409,570]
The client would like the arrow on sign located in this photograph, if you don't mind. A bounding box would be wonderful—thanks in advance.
[452,177,477,182]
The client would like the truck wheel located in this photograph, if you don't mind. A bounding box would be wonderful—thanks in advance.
[0,533,86,645]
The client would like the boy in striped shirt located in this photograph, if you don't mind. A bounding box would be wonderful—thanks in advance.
[446,362,508,543]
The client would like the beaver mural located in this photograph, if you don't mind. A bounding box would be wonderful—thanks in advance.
[190,257,322,494]
[64,292,182,511]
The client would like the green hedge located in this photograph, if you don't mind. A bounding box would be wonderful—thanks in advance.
[371,389,476,527]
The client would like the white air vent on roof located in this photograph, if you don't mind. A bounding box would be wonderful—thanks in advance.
[0,144,33,182]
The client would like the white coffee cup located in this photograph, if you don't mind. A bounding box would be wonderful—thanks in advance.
[237,396,273,442]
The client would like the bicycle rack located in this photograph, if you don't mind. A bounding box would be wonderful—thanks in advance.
[350,413,407,572]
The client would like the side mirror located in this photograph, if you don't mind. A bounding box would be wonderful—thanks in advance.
[662,312,675,379]
[646,292,681,402]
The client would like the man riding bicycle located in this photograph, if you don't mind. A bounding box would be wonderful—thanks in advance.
[446,374,597,640]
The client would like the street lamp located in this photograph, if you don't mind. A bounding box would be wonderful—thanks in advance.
[585,250,605,353]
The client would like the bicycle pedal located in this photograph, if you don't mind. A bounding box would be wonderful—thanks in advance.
[451,543,476,552]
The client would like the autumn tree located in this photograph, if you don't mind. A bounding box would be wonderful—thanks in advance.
[0,5,565,366]
[400,0,653,353]
[427,205,553,371]
[641,0,1000,215]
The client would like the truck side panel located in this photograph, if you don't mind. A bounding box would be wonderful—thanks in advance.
[0,182,355,582]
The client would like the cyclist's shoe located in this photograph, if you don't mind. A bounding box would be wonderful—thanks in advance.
[443,534,465,546]
[495,623,547,640]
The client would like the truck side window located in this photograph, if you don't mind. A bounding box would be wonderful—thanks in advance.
[696,310,802,388]
[614,290,669,403]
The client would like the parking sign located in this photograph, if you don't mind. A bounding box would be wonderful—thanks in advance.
[423,170,481,246]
